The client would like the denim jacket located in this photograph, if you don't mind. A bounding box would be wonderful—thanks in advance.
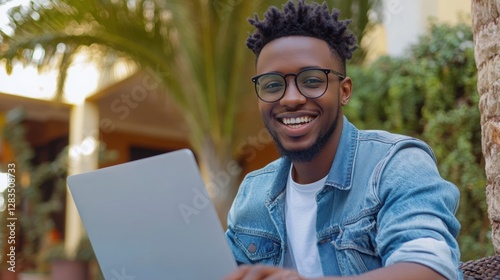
[226,117,461,279]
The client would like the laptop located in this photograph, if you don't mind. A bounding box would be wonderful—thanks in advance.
[67,149,237,280]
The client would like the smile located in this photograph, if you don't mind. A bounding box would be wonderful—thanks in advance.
[280,116,315,128]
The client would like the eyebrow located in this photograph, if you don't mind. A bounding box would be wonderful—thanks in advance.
[261,65,326,75]
[299,66,323,71]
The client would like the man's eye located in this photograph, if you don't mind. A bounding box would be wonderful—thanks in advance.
[263,82,284,92]
[301,78,324,88]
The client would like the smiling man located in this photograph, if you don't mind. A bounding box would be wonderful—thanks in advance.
[224,1,461,279]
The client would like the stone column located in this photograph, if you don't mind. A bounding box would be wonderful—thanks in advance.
[472,0,500,252]
[65,101,99,257]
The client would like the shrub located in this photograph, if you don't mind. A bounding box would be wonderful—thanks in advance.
[345,21,491,261]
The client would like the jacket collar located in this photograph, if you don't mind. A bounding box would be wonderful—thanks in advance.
[324,116,357,191]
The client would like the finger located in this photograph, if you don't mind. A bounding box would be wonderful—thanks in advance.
[242,265,275,280]
[222,265,253,280]
[263,270,303,280]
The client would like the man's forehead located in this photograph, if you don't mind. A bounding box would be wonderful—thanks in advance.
[256,36,340,71]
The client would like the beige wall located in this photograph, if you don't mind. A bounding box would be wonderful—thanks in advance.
[433,0,471,25]
[363,0,471,63]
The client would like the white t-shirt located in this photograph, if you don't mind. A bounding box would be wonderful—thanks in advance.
[283,165,327,278]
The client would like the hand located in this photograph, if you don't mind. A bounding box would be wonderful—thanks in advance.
[222,265,307,280]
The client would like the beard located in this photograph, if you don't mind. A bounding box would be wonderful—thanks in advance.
[267,104,341,163]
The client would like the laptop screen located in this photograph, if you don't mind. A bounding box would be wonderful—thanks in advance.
[67,149,236,279]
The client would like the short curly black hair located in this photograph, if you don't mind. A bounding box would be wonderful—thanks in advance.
[246,0,358,71]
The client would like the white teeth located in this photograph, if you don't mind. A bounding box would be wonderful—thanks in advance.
[282,116,314,125]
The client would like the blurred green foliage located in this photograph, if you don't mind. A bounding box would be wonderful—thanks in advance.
[345,21,491,261]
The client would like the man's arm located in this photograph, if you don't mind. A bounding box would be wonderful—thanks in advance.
[223,262,446,280]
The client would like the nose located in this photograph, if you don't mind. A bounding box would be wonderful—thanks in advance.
[279,76,307,108]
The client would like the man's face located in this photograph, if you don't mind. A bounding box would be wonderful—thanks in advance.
[255,36,351,162]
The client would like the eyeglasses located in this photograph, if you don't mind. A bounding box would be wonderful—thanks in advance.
[251,68,345,103]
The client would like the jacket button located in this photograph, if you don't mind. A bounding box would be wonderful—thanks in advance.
[248,243,257,253]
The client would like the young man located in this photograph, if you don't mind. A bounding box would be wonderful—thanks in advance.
[224,1,461,279]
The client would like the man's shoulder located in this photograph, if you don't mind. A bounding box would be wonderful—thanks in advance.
[348,127,437,168]
[357,128,419,144]
[244,157,287,179]
[356,128,434,154]
[344,119,430,152]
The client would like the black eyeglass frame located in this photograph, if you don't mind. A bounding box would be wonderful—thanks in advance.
[251,68,346,103]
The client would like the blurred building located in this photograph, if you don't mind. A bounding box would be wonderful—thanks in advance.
[364,0,471,62]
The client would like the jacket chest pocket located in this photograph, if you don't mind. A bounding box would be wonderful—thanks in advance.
[227,229,281,266]
[331,216,382,275]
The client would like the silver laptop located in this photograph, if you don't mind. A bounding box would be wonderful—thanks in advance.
[67,149,237,280]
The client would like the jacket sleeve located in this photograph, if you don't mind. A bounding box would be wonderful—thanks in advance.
[374,145,461,279]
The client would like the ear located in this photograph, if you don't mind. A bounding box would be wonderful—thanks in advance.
[339,77,352,106]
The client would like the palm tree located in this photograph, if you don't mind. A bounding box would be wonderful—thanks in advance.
[0,0,379,223]
[472,0,500,253]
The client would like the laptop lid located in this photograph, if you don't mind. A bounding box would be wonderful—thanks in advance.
[67,149,237,280]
